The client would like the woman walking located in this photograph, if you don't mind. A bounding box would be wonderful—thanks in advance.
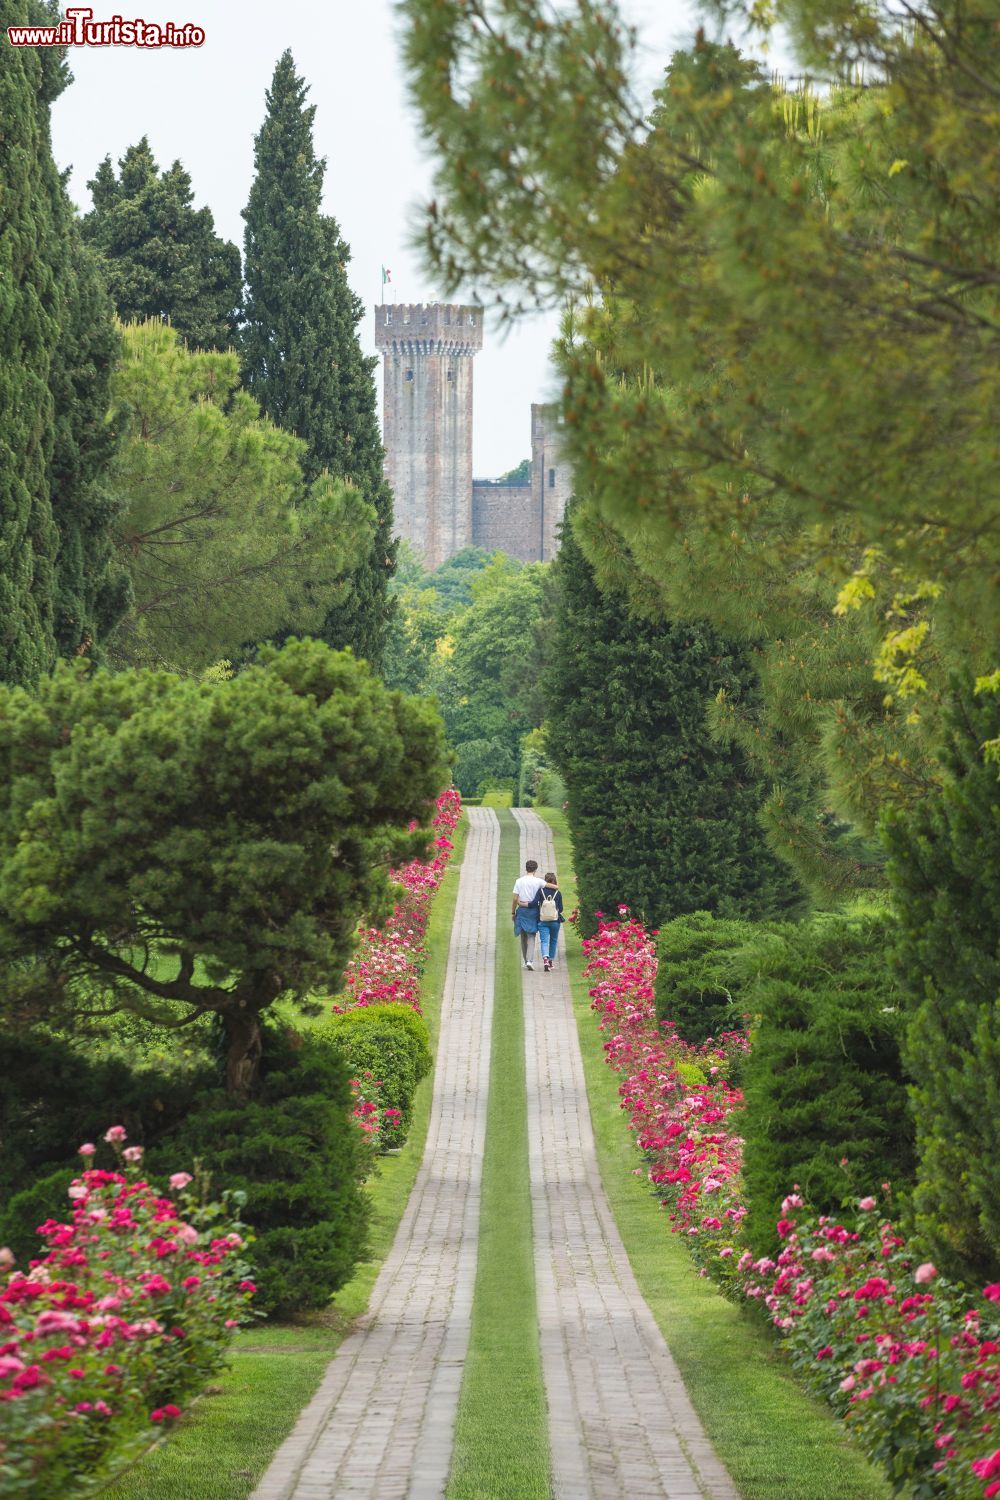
[533,872,565,973]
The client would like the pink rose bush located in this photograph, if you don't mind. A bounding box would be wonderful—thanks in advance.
[341,788,460,1143]
[585,909,1000,1498]
[0,1132,255,1496]
[339,788,460,1017]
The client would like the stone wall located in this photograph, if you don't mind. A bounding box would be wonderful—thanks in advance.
[471,483,539,562]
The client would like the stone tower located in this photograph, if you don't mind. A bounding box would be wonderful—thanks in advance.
[375,302,483,569]
[531,403,572,561]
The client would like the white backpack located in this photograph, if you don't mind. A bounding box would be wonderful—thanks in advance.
[539,886,560,922]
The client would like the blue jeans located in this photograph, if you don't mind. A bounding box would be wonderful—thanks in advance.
[538,921,561,962]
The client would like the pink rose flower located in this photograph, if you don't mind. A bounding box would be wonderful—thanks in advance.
[858,1196,876,1211]
[104,1125,127,1144]
[122,1146,144,1163]
[915,1263,937,1285]
[169,1172,193,1190]
[78,1142,96,1157]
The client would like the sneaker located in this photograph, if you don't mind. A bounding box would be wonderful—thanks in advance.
[525,962,534,971]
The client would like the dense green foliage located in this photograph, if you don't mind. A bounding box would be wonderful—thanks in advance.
[153,1030,372,1315]
[399,3,998,890]
[884,688,1000,1281]
[48,228,132,660]
[82,138,241,352]
[441,556,547,786]
[383,545,494,697]
[740,907,914,1253]
[106,321,372,673]
[241,52,395,668]
[0,7,114,684]
[0,638,446,1095]
[547,522,798,933]
[654,911,788,1045]
[325,1004,432,1148]
[0,1030,213,1261]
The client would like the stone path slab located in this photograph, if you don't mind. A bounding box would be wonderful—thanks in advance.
[252,808,499,1500]
[515,808,740,1500]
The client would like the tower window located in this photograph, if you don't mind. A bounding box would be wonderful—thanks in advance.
[447,369,454,382]
[548,467,556,488]
[405,369,414,382]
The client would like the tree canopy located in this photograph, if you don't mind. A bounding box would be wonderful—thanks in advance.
[241,52,396,668]
[0,638,447,1096]
[105,321,373,674]
[82,138,241,352]
[399,0,999,893]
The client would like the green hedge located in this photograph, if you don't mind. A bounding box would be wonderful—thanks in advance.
[740,905,915,1253]
[324,1003,432,1149]
[150,1027,372,1316]
[884,687,1000,1281]
[654,911,790,1044]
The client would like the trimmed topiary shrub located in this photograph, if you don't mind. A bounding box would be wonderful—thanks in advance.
[149,1028,371,1315]
[740,904,915,1254]
[654,910,790,1044]
[325,1004,432,1149]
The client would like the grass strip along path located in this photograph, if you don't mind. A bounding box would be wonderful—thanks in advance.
[445,808,550,1500]
[107,814,470,1500]
[535,805,895,1500]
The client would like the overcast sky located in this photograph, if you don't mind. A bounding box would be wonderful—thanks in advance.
[52,0,747,475]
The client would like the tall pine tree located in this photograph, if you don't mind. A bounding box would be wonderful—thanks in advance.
[546,516,800,932]
[0,2,61,683]
[48,224,132,658]
[241,52,395,669]
[82,139,241,352]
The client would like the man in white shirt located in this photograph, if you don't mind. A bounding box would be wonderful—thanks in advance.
[511,859,545,970]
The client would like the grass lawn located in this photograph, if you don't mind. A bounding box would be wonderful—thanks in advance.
[446,808,551,1500]
[535,805,896,1500]
[106,810,470,1500]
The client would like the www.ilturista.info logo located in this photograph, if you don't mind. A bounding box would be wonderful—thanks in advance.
[7,6,205,46]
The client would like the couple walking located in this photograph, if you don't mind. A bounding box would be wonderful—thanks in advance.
[511,860,565,973]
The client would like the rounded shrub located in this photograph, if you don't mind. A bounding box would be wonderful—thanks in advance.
[325,1004,432,1149]
[150,1028,371,1316]
[740,904,915,1253]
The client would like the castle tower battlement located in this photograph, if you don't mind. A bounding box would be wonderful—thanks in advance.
[376,303,483,568]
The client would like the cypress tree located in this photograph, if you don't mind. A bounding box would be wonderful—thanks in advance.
[884,688,1000,1281]
[47,225,132,658]
[545,518,799,932]
[0,4,63,683]
[241,52,395,668]
[82,139,241,352]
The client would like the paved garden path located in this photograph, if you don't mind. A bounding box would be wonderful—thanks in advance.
[516,808,739,1500]
[252,808,499,1500]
